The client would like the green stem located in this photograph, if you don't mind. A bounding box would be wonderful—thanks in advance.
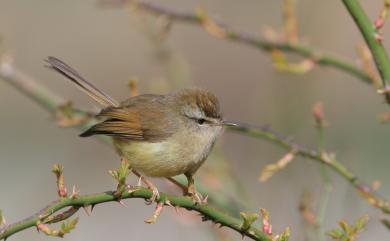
[342,0,390,103]
[228,124,390,215]
[100,0,375,85]
[0,62,266,240]
[0,188,270,241]
[315,126,332,241]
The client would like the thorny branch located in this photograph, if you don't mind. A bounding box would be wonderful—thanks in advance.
[96,0,390,216]
[0,58,283,241]
[342,0,390,103]
[1,0,390,238]
[0,161,277,241]
[1,51,389,229]
[99,0,377,86]
[227,123,390,215]
[0,186,271,241]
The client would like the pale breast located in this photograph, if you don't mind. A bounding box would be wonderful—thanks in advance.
[112,127,221,177]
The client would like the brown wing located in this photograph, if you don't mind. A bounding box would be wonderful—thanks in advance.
[80,94,176,142]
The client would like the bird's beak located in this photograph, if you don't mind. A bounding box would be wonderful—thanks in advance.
[221,120,239,127]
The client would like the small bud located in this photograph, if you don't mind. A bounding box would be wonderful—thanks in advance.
[110,159,131,199]
[60,218,79,237]
[260,208,272,236]
[327,228,344,239]
[312,102,327,128]
[375,18,385,29]
[195,7,227,38]
[374,0,390,31]
[327,215,368,240]
[52,164,68,198]
[259,151,295,182]
[275,227,291,241]
[37,223,52,235]
[239,211,259,231]
[355,214,369,231]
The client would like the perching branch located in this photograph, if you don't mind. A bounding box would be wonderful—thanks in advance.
[1,53,389,218]
[0,161,276,241]
[0,186,271,241]
[100,0,376,85]
[342,0,390,103]
[0,58,282,241]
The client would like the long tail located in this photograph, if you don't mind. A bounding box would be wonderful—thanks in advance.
[45,56,119,108]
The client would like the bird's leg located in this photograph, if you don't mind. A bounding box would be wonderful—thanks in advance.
[184,174,205,204]
[132,170,160,204]
[166,177,187,192]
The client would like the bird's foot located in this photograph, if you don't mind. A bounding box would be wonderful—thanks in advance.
[136,176,159,204]
[131,170,160,204]
[185,182,207,205]
[145,182,160,205]
[144,202,164,224]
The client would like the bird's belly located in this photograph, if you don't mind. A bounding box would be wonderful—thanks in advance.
[113,138,209,177]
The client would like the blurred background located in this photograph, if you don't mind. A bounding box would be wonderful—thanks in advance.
[0,0,390,240]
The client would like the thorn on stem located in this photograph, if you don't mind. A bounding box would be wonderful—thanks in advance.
[70,185,80,199]
[83,205,92,216]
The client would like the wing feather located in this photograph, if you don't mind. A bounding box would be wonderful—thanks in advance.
[80,95,176,142]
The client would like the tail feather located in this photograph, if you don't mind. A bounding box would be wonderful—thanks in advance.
[46,56,119,108]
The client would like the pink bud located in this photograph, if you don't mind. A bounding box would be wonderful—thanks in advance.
[37,223,50,233]
[262,219,272,236]
[58,187,68,198]
[375,18,385,29]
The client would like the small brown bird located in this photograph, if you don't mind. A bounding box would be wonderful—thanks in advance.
[46,56,235,203]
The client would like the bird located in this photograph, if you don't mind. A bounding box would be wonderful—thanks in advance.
[46,56,236,203]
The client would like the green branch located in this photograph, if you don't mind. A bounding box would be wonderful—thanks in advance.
[342,0,390,103]
[100,0,375,85]
[0,60,276,241]
[1,58,389,217]
[0,187,270,241]
[227,124,390,215]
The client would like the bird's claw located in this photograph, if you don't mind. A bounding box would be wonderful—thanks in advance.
[144,202,164,224]
[145,186,160,205]
[132,172,160,204]
[186,185,207,205]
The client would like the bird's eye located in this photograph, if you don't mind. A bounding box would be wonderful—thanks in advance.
[197,118,206,125]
